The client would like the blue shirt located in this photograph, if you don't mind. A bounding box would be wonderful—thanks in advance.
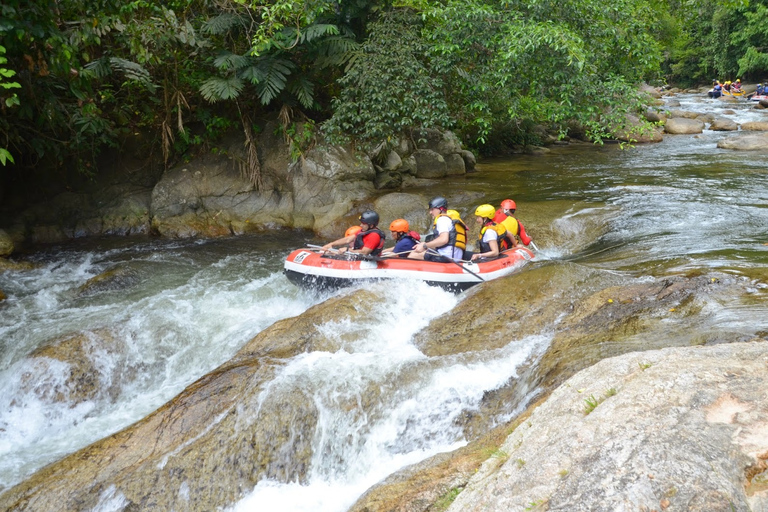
[393,236,417,257]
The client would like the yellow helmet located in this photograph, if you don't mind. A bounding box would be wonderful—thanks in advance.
[474,204,496,219]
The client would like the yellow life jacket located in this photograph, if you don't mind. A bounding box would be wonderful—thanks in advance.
[478,222,507,252]
[428,212,467,250]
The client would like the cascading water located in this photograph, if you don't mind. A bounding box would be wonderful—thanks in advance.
[230,279,550,512]
[0,234,324,491]
[2,93,768,510]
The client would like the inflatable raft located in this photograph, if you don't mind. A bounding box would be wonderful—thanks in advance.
[284,247,535,292]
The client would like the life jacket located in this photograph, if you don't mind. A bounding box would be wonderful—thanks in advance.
[353,227,385,256]
[424,213,467,251]
[477,222,507,253]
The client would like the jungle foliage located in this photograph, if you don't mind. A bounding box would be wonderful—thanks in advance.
[1,0,766,178]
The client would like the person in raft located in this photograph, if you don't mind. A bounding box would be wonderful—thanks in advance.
[493,198,533,247]
[409,196,466,262]
[344,225,362,249]
[381,219,420,258]
[321,210,385,256]
[470,204,507,261]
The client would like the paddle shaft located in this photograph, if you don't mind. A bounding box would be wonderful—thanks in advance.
[426,249,485,282]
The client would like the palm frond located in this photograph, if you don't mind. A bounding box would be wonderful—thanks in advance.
[199,76,245,102]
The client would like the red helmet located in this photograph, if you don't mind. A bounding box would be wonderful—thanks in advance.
[501,199,517,210]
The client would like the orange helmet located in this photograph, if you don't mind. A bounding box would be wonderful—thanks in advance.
[389,219,409,232]
[501,199,517,211]
[345,225,362,237]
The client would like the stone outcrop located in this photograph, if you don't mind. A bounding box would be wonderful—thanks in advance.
[447,341,768,512]
[4,126,475,244]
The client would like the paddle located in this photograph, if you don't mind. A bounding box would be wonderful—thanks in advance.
[426,249,485,282]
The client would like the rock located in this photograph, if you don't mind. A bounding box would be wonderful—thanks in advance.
[374,169,403,190]
[25,330,124,405]
[460,150,476,172]
[710,117,739,131]
[0,289,389,512]
[0,288,5,301]
[412,129,463,155]
[664,118,705,134]
[666,99,681,107]
[614,114,663,143]
[639,83,662,99]
[760,99,768,108]
[741,121,768,131]
[381,150,402,172]
[447,341,768,512]
[77,264,142,297]
[373,193,431,233]
[0,258,36,272]
[413,149,448,178]
[722,109,736,115]
[0,229,13,257]
[445,153,466,175]
[717,133,768,150]
[697,113,715,124]
[668,110,702,119]
[642,110,663,123]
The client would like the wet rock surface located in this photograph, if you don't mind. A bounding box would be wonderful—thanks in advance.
[448,340,768,512]
[0,289,386,512]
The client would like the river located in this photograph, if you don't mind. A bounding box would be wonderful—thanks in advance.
[1,94,767,510]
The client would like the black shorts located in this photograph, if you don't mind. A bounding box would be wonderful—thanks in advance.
[425,252,451,263]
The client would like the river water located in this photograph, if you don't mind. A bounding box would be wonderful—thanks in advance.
[1,94,767,510]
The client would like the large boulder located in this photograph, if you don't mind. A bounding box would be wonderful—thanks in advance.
[447,341,768,512]
[412,149,448,179]
[717,133,768,150]
[741,121,768,131]
[710,117,739,131]
[664,118,705,134]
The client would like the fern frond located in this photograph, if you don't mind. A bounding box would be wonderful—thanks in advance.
[213,51,253,71]
[109,57,153,86]
[314,36,360,68]
[289,76,315,109]
[199,76,244,102]
[83,57,113,79]
[300,23,339,44]
[201,12,245,35]
[249,58,295,105]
